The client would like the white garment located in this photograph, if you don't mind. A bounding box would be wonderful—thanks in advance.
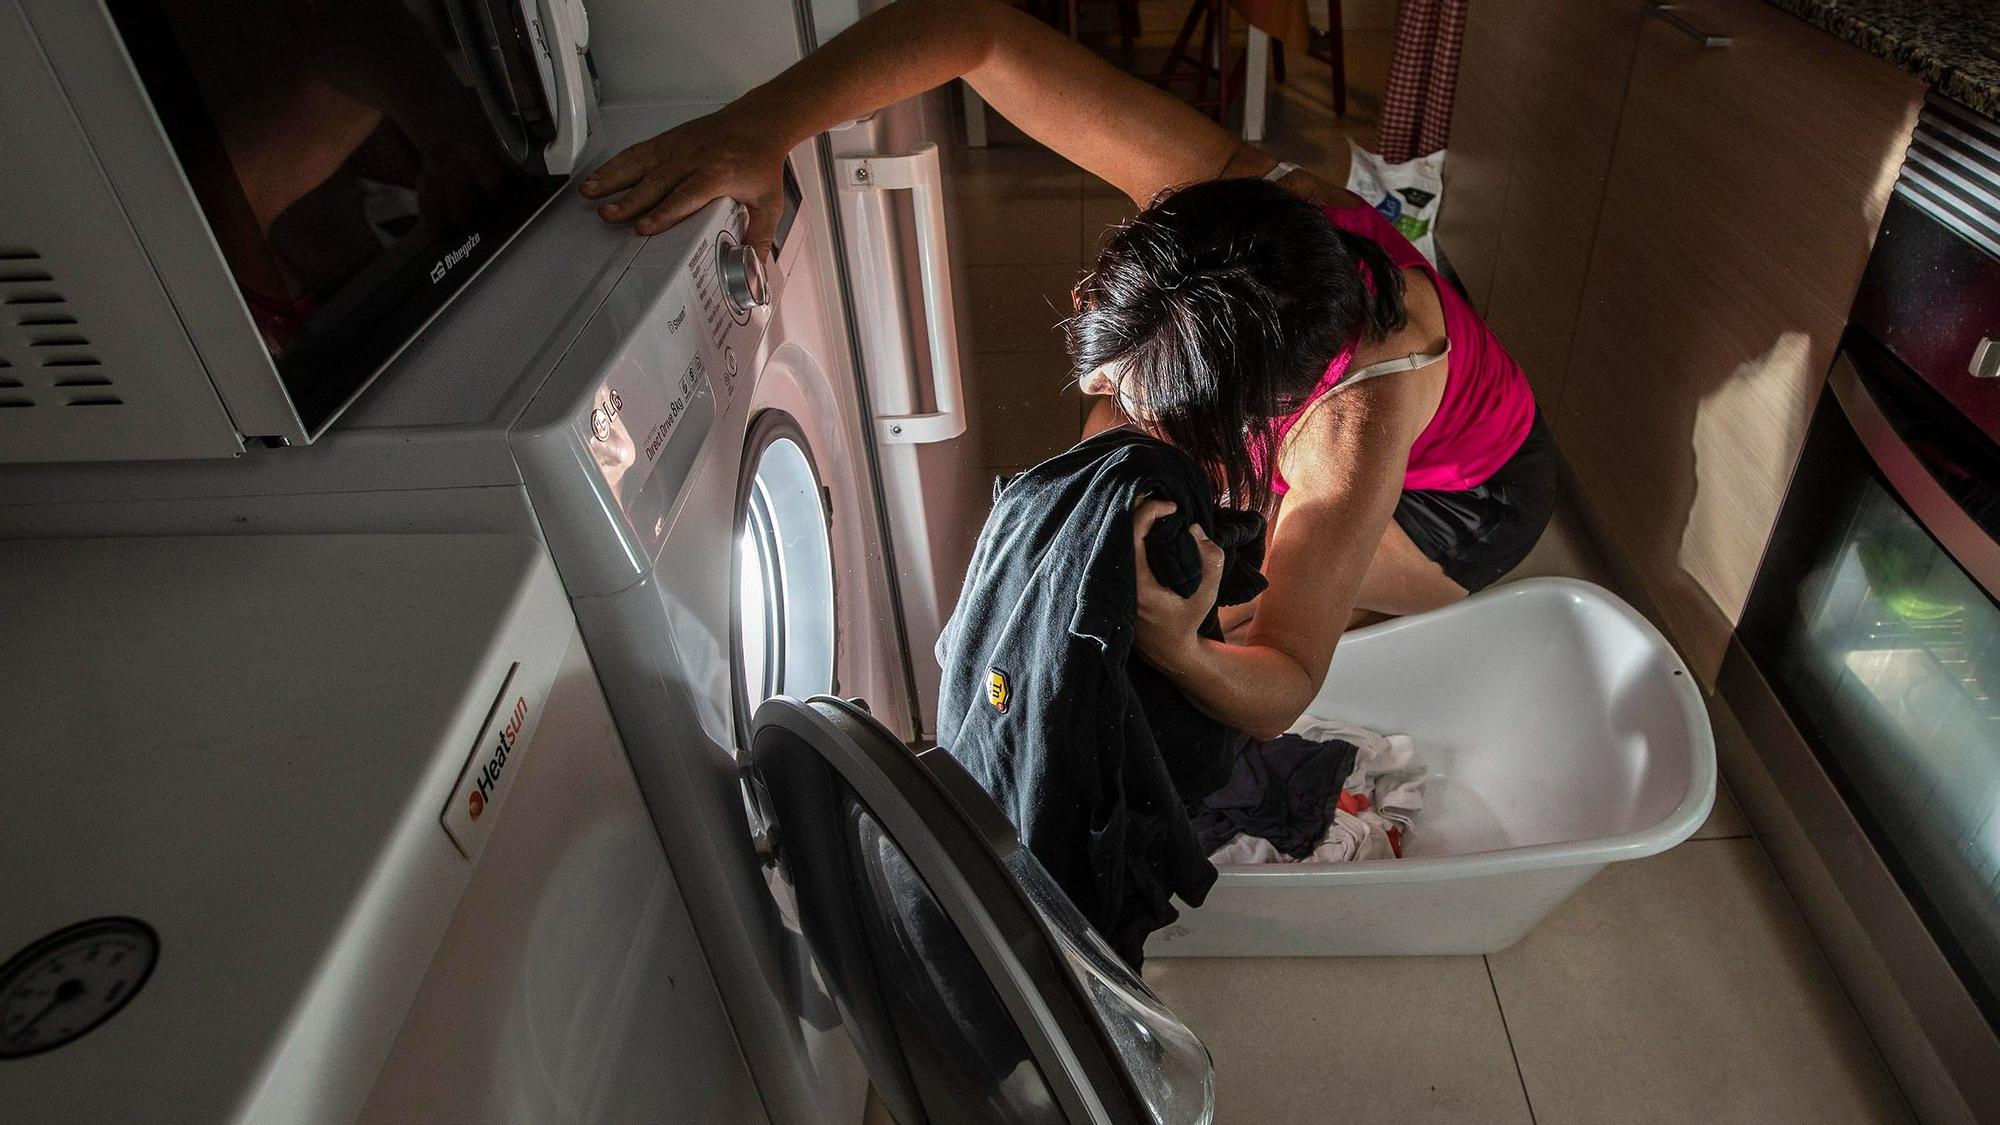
[1206,719,1429,866]
[1208,833,1289,865]
[1292,717,1428,832]
[1306,808,1396,862]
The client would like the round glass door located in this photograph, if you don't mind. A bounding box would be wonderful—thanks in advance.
[734,412,837,737]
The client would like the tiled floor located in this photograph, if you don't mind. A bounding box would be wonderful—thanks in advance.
[940,12,1914,1123]
[1138,505,1902,1123]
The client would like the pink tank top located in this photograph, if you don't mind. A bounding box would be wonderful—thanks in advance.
[1270,201,1536,494]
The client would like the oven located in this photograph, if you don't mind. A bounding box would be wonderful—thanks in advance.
[0,0,594,462]
[1724,96,2000,1115]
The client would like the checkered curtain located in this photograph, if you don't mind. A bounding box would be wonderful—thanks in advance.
[1376,0,1468,163]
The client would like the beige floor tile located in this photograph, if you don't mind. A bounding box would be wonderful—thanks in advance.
[949,144,1083,266]
[1693,778,1752,841]
[959,263,1081,354]
[966,350,1084,467]
[1487,839,1911,1124]
[1144,955,1533,1124]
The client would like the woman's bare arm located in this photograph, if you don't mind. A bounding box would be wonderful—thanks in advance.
[1136,377,1429,738]
[583,0,1277,241]
[1132,280,1449,738]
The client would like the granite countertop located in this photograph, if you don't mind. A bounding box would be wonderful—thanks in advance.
[1763,0,2000,117]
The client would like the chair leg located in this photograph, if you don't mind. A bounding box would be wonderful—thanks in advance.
[1214,2,1232,128]
[1160,0,1207,84]
[1328,0,1347,117]
[962,80,989,148]
[1118,0,1140,54]
[1065,0,1080,38]
[1273,37,1287,85]
[1240,28,1270,141]
[1195,1,1218,111]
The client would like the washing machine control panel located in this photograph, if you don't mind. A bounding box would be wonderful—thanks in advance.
[516,201,769,595]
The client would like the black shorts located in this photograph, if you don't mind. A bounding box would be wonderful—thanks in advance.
[1393,411,1559,592]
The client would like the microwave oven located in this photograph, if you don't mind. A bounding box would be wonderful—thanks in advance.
[0,0,596,462]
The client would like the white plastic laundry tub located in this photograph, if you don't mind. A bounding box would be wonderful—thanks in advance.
[1149,578,1715,958]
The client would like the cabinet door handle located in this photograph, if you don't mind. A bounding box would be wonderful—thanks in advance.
[1645,3,1731,46]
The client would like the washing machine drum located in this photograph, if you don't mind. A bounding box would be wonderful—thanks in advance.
[748,697,1215,1125]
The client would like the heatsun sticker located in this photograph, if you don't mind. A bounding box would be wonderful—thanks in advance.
[986,668,1011,714]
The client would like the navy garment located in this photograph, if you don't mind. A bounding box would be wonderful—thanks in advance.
[936,427,1267,966]
[1191,735,1359,858]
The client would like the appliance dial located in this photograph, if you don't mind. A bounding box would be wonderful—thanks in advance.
[717,233,768,320]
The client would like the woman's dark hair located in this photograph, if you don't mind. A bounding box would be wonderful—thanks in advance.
[1067,177,1407,510]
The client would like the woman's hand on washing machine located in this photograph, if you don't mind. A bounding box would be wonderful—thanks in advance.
[1131,498,1222,675]
[581,108,789,247]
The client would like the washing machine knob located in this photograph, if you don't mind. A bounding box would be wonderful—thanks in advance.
[718,235,768,315]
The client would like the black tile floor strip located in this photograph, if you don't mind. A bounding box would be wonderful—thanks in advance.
[1483,954,1539,1125]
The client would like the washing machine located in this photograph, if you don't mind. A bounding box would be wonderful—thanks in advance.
[0,99,900,1121]
[0,87,1221,1120]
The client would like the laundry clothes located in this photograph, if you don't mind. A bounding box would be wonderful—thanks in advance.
[1191,734,1359,858]
[1205,718,1429,866]
[936,426,1268,967]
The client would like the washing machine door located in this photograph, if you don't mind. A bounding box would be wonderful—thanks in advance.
[747,697,1215,1125]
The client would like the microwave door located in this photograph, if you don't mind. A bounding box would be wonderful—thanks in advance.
[438,0,551,165]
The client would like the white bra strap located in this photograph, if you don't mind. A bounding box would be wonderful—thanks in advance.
[1337,339,1452,390]
[1264,161,1301,182]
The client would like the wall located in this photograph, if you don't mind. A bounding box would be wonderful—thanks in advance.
[587,0,807,104]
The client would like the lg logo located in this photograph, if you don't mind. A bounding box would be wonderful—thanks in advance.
[589,388,625,443]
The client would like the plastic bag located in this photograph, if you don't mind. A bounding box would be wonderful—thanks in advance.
[1345,140,1445,265]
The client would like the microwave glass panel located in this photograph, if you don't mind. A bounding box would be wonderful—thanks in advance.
[108,0,569,431]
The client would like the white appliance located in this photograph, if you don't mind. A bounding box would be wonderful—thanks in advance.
[0,533,762,1122]
[3,3,1199,1119]
[802,0,989,742]
[825,103,985,740]
[0,0,594,461]
[0,101,899,1121]
[598,0,988,741]
[0,91,1219,1119]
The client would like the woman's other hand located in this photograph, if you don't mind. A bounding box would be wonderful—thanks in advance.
[1131,498,1222,675]
[579,109,788,245]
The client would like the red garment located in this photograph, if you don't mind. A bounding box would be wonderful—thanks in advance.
[1334,790,1403,858]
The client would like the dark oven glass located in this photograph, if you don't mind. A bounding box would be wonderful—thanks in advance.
[1741,331,2000,1021]
[108,0,570,432]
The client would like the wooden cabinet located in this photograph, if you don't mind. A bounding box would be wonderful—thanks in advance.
[1444,0,1924,682]
[1556,0,1921,680]
[1441,0,1644,409]
[1435,1,1517,313]
[1481,1,1648,412]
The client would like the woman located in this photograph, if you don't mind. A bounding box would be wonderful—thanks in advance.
[581,0,1555,740]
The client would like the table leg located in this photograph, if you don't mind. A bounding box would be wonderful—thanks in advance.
[1243,26,1270,142]
[961,80,988,148]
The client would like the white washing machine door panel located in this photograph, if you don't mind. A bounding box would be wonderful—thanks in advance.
[748,697,1217,1124]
